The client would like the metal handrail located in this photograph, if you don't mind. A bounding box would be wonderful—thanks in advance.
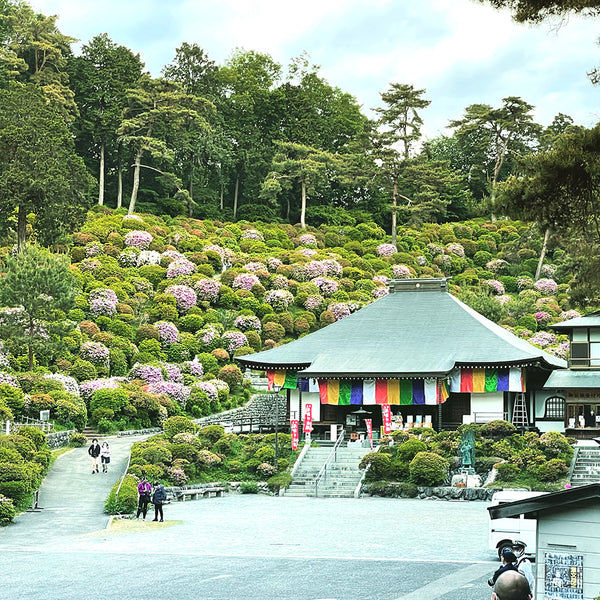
[314,427,345,497]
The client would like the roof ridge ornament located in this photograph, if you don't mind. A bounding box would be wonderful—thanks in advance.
[389,277,450,293]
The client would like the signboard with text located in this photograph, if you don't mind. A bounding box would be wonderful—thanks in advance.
[544,552,583,600]
[381,404,392,434]
[290,419,299,450]
[303,404,313,433]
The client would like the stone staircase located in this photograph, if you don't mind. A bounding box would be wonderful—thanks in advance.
[283,441,372,498]
[570,444,600,486]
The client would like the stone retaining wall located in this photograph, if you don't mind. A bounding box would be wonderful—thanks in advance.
[117,427,162,437]
[46,430,76,449]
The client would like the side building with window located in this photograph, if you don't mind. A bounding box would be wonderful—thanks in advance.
[543,312,600,439]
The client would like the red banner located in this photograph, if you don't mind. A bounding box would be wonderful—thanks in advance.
[381,404,392,434]
[365,418,373,449]
[290,419,299,450]
[303,404,313,433]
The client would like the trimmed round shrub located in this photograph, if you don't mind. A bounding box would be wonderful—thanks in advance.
[104,475,138,515]
[359,452,391,479]
[163,416,198,439]
[396,438,427,462]
[16,426,46,451]
[69,432,87,447]
[409,452,449,486]
[218,365,243,390]
[141,445,172,465]
[536,458,569,482]
[198,424,225,444]
[495,462,520,482]
[70,359,98,382]
[480,420,516,439]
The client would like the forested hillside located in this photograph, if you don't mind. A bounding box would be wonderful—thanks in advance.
[0,0,599,435]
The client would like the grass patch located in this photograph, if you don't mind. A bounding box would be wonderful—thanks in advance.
[85,518,182,537]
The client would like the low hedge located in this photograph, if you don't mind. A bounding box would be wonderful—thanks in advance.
[0,494,16,526]
[104,475,138,515]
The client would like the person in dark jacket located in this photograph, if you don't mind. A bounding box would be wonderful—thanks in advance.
[151,481,167,522]
[88,439,101,474]
[136,477,152,520]
[488,549,518,587]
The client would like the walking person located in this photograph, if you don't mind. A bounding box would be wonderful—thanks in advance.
[100,441,110,473]
[136,477,152,520]
[151,481,167,522]
[88,438,101,474]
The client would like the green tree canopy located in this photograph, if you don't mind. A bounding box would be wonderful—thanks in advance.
[0,244,77,369]
[477,0,600,22]
[0,83,95,248]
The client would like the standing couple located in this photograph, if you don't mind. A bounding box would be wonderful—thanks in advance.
[136,477,167,522]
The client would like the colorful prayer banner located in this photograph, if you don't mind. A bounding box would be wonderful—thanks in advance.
[449,368,525,394]
[317,378,449,406]
[266,369,298,390]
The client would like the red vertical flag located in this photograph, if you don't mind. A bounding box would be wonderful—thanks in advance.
[365,418,373,449]
[381,404,392,434]
[303,404,313,433]
[290,419,299,450]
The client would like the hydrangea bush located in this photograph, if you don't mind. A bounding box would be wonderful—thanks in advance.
[124,230,153,250]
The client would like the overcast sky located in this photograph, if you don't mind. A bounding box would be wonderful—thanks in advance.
[28,0,600,139]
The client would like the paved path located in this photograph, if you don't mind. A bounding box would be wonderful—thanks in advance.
[0,435,498,599]
[0,434,147,546]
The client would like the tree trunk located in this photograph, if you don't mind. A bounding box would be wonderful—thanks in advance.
[233,176,239,219]
[98,144,105,206]
[300,179,307,228]
[17,204,27,251]
[28,316,34,371]
[535,227,551,281]
[117,165,123,209]
[128,148,143,215]
[490,186,497,223]
[220,184,224,211]
[391,181,398,246]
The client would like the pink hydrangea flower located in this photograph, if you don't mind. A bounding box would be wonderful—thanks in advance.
[194,279,220,303]
[155,321,180,345]
[233,273,260,290]
[166,259,197,279]
[392,265,411,279]
[164,285,197,312]
[486,280,505,295]
[124,230,153,250]
[535,278,558,294]
[377,243,397,257]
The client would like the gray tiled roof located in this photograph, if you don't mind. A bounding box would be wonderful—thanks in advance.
[237,281,566,377]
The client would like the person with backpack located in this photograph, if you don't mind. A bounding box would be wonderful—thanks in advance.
[136,477,152,520]
[488,548,519,587]
[151,481,167,522]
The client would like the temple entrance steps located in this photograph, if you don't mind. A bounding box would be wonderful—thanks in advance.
[283,442,372,498]
[570,443,600,486]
